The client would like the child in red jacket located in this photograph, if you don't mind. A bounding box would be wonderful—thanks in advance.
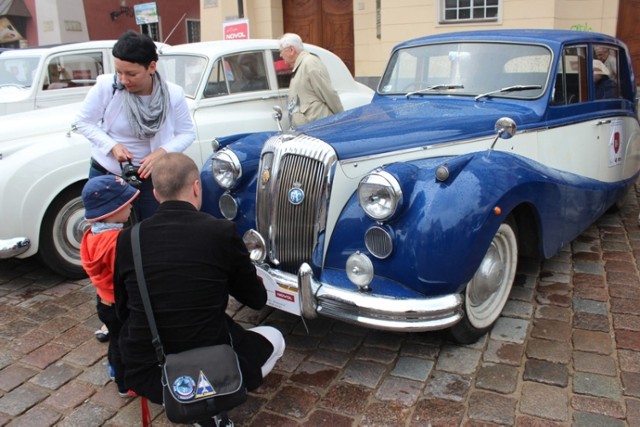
[80,175,139,397]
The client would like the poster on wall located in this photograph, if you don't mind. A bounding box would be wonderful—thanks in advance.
[223,18,249,40]
[133,2,159,25]
[0,17,23,44]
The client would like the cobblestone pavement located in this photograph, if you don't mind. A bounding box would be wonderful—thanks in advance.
[1,188,640,426]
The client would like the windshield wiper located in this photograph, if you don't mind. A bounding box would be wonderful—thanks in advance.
[474,84,542,101]
[405,84,464,98]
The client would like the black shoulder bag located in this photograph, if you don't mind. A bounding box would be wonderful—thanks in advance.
[131,223,247,424]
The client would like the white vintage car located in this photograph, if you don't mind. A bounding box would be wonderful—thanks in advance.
[0,39,373,278]
[0,41,121,115]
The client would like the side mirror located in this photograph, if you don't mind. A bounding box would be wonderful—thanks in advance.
[489,117,516,150]
[494,117,516,140]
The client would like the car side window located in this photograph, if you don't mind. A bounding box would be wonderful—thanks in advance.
[552,46,587,105]
[43,52,104,90]
[593,44,620,100]
[271,50,293,89]
[226,51,269,94]
[204,59,230,98]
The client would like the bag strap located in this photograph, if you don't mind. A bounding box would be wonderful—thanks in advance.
[131,223,165,364]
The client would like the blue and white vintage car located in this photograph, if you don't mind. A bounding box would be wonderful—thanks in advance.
[201,30,640,342]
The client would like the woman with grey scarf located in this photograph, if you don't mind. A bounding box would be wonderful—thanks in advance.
[75,30,195,221]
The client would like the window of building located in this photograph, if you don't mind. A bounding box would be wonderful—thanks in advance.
[141,23,161,42]
[441,0,499,23]
[187,19,200,43]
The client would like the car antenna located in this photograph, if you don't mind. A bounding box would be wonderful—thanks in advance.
[159,13,187,51]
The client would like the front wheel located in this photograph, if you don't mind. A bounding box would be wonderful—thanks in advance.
[448,217,518,344]
[38,183,89,279]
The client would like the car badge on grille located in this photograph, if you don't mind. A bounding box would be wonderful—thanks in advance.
[288,186,305,205]
[261,168,271,185]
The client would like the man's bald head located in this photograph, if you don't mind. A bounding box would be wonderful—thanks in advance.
[152,153,200,204]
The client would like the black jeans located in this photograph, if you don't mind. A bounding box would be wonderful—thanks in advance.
[96,297,125,391]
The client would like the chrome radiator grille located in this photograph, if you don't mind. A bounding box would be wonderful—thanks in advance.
[256,135,337,272]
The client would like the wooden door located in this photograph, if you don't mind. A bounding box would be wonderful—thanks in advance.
[617,0,640,86]
[283,0,354,75]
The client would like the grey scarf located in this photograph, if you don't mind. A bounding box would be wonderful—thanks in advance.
[123,71,169,140]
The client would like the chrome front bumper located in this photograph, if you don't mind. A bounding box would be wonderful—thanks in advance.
[268,263,464,332]
[0,237,31,259]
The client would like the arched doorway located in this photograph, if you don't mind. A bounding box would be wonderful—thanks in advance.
[283,0,354,75]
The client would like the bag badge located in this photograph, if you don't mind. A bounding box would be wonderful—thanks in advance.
[173,376,197,400]
[195,370,217,399]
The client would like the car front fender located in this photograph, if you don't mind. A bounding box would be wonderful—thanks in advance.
[323,151,573,296]
[0,131,90,258]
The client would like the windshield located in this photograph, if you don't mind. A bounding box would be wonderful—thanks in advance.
[379,42,551,99]
[0,55,40,87]
[157,54,208,99]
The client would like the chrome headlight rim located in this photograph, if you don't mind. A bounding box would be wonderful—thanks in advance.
[242,229,266,264]
[358,170,403,221]
[211,149,242,190]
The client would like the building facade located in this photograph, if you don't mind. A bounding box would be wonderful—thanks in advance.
[2,0,638,85]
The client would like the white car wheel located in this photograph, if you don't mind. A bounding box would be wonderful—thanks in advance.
[38,184,89,279]
[448,218,518,343]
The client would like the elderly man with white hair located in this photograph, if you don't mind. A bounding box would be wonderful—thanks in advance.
[278,33,344,127]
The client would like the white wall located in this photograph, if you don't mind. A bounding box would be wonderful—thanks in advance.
[36,0,88,45]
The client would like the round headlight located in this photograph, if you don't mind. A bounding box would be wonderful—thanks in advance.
[211,149,241,190]
[242,229,266,264]
[346,251,374,290]
[358,170,402,221]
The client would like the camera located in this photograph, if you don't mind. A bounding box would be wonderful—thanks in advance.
[121,161,141,188]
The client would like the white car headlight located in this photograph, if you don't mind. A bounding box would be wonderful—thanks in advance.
[358,170,402,221]
[211,149,241,189]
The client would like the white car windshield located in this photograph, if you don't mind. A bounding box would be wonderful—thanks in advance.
[157,54,208,99]
[379,42,551,99]
[0,55,40,88]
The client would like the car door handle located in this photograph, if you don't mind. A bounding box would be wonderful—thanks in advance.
[596,119,611,125]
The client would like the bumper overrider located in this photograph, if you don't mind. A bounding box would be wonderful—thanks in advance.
[266,262,464,332]
[0,237,31,259]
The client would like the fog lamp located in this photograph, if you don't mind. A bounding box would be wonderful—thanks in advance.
[346,251,374,290]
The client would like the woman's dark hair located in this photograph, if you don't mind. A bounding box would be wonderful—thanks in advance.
[112,30,158,67]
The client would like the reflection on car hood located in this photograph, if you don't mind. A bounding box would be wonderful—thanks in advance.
[298,97,542,159]
[0,86,30,100]
[0,101,79,144]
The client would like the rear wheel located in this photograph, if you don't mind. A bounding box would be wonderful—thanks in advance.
[38,183,89,279]
[448,217,518,344]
